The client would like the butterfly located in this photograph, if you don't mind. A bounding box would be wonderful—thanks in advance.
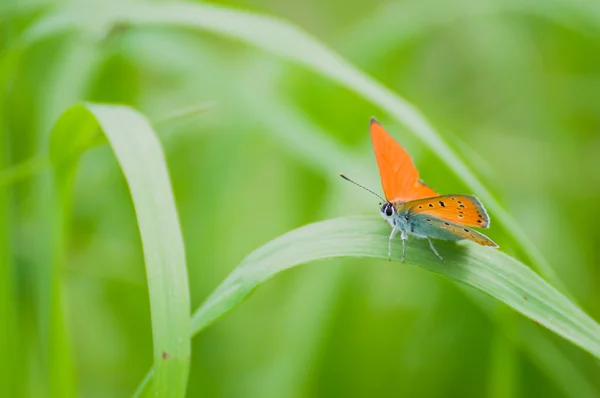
[341,118,498,262]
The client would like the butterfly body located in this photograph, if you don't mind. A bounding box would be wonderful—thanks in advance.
[341,118,498,262]
[380,198,496,262]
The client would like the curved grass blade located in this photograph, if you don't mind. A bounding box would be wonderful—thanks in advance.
[22,1,563,291]
[49,103,190,398]
[135,215,600,395]
[190,216,600,347]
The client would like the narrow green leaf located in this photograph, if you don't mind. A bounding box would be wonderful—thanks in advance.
[189,216,600,351]
[49,103,191,398]
[135,215,600,395]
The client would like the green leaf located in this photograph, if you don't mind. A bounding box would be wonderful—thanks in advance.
[135,215,600,395]
[190,216,600,350]
[49,103,190,398]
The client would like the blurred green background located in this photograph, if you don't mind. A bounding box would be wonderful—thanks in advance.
[3,0,600,397]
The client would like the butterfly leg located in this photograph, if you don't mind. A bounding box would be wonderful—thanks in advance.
[388,227,397,261]
[401,230,407,263]
[427,238,444,263]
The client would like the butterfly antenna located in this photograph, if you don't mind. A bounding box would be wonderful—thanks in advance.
[339,174,386,202]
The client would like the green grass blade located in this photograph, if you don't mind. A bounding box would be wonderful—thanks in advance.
[49,103,191,398]
[21,1,561,289]
[189,216,600,351]
[135,215,600,395]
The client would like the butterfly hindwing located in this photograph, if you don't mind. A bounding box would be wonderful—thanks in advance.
[400,194,490,228]
[409,214,498,247]
[370,118,437,202]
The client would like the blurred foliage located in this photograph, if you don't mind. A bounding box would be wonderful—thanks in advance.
[2,0,600,397]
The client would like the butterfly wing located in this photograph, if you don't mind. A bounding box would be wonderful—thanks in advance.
[409,213,498,247]
[401,194,490,228]
[370,118,437,202]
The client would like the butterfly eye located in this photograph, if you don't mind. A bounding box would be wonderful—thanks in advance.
[383,203,393,216]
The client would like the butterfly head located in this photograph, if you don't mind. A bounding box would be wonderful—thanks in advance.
[380,202,395,221]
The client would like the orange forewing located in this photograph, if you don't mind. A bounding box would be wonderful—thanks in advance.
[370,118,437,202]
[400,194,490,228]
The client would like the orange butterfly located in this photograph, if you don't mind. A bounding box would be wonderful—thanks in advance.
[341,118,498,262]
